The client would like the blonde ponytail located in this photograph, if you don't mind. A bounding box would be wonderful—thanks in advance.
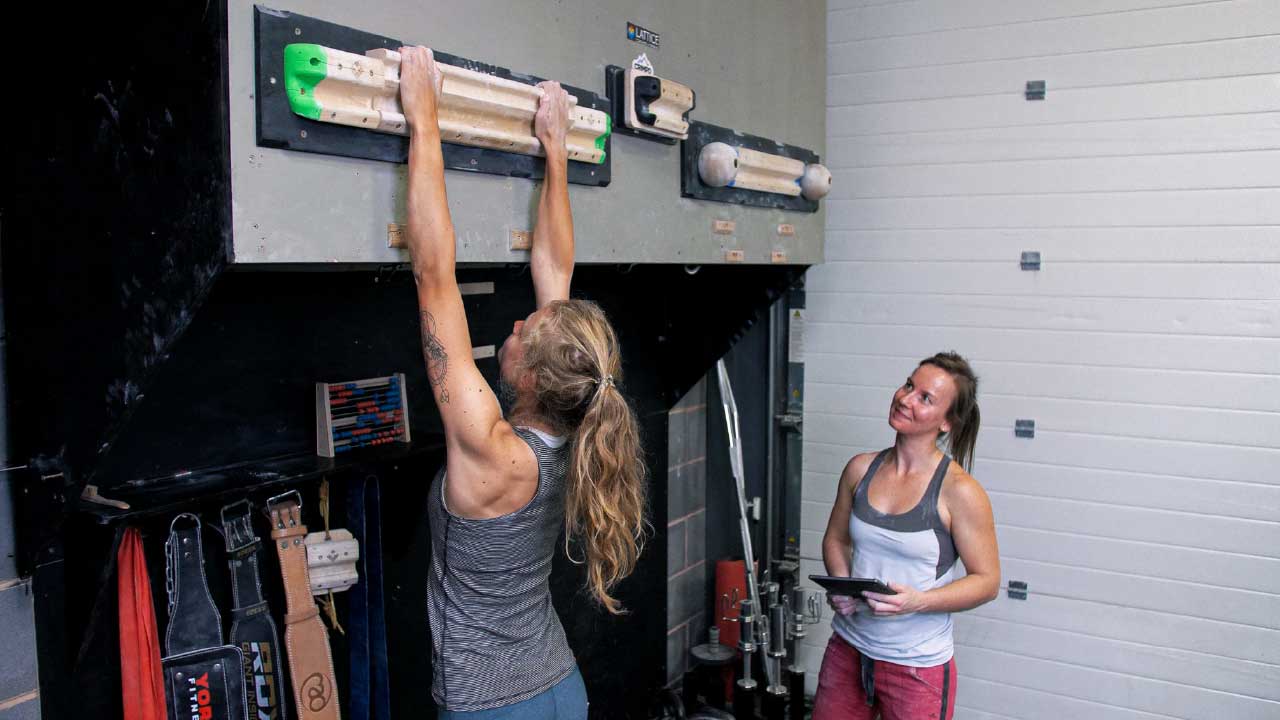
[521,299,648,613]
[565,377,646,613]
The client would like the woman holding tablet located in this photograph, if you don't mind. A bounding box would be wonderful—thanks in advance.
[813,352,1000,720]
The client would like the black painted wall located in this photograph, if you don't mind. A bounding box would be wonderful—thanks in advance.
[4,0,232,495]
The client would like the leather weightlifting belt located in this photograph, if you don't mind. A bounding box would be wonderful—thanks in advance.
[162,513,248,720]
[268,491,341,720]
[221,500,289,720]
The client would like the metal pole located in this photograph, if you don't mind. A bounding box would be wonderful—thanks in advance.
[716,359,779,689]
[734,597,759,719]
[765,300,780,569]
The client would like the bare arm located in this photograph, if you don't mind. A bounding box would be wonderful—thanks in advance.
[926,472,1001,611]
[821,459,858,577]
[399,47,532,495]
[822,453,876,616]
[530,82,574,307]
[864,467,1001,615]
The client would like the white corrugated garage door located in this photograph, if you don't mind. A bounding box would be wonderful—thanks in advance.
[799,2,1280,718]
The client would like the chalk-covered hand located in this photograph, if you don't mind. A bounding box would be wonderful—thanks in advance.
[534,81,573,158]
[398,46,443,132]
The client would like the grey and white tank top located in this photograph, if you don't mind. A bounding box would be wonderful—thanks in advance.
[427,426,577,711]
[832,448,959,667]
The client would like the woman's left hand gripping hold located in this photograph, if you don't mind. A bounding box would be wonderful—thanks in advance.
[399,46,444,133]
[529,81,577,307]
[534,81,574,159]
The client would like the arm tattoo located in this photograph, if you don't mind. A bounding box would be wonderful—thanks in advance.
[419,310,450,404]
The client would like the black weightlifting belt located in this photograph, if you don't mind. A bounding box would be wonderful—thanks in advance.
[222,500,289,720]
[162,512,248,720]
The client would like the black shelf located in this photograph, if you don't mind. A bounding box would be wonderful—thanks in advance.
[77,439,444,525]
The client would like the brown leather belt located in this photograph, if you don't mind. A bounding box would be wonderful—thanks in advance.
[268,491,341,720]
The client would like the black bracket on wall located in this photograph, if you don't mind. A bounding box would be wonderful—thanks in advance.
[253,5,612,187]
[12,461,73,576]
[680,121,820,213]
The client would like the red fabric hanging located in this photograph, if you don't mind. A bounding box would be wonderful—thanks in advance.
[118,527,166,720]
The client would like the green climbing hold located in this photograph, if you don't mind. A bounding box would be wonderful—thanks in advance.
[283,43,327,120]
[593,113,612,164]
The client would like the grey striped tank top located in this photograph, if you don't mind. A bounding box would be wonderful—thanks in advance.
[427,426,577,711]
[832,448,959,667]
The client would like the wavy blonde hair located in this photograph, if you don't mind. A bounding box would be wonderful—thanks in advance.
[519,299,647,614]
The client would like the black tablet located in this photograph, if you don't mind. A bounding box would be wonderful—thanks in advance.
[808,575,896,597]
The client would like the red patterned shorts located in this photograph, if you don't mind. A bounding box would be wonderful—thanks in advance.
[812,633,956,720]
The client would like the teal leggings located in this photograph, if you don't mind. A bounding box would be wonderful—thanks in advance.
[438,669,588,720]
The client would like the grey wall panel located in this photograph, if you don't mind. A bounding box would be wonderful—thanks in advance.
[0,584,37,704]
[0,479,15,582]
[1,696,40,720]
[227,0,826,265]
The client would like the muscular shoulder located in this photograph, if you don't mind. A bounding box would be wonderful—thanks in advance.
[445,421,541,517]
[941,462,992,518]
[840,451,882,494]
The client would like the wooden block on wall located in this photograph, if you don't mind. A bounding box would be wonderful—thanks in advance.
[387,222,405,248]
[509,229,532,251]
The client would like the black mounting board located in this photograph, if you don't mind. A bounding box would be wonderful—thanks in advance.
[680,120,820,212]
[254,5,612,186]
[76,442,442,525]
[604,65,678,145]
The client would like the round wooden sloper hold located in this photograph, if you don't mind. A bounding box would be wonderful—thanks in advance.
[801,163,831,201]
[698,142,740,187]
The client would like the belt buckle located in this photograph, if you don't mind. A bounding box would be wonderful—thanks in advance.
[266,489,303,529]
[220,499,256,549]
[168,511,201,534]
